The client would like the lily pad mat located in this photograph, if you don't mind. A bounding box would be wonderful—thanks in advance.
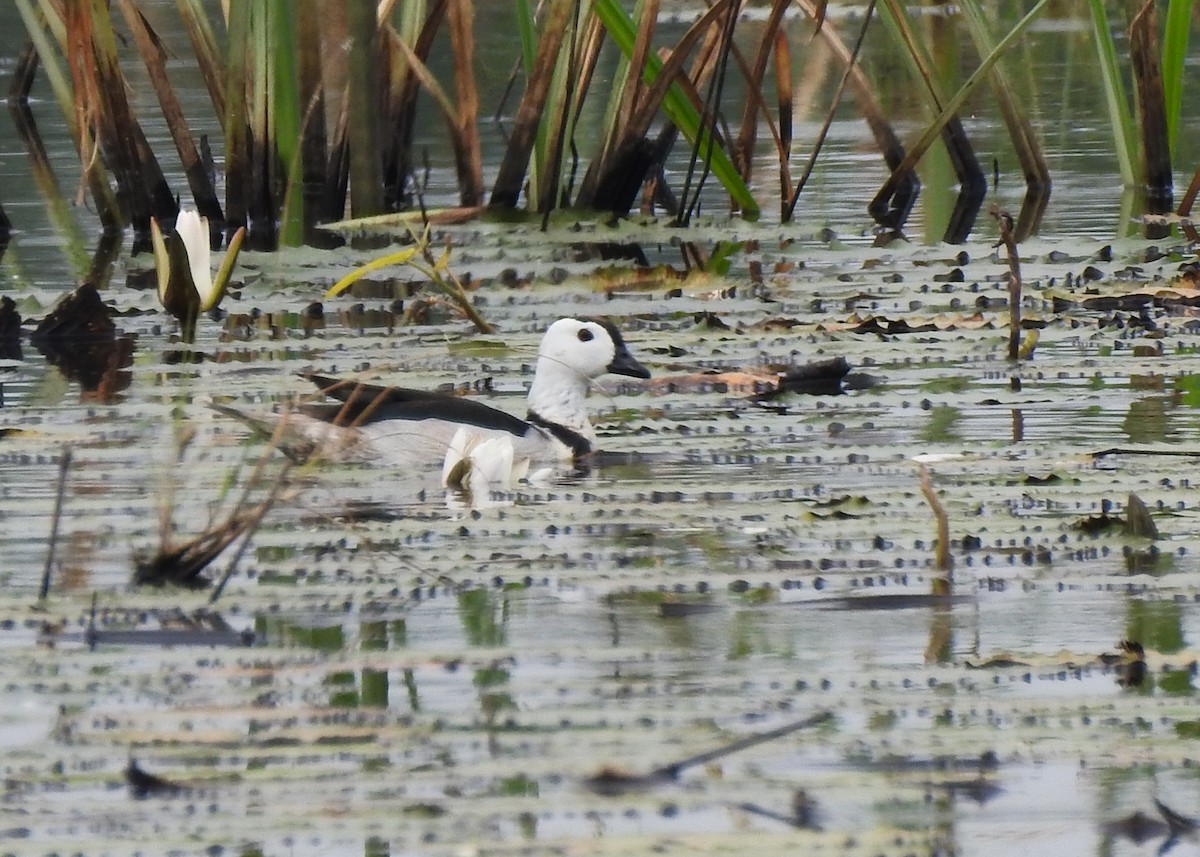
[3,223,1200,856]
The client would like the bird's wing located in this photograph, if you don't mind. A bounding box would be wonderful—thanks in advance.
[302,373,531,435]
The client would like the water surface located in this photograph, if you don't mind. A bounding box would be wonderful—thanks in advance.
[3,5,1200,857]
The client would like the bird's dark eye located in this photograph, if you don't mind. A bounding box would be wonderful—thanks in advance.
[577,328,594,342]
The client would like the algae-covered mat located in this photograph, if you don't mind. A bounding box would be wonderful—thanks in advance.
[4,220,1200,856]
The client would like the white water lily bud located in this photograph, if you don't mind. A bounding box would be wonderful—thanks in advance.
[174,210,215,310]
[150,209,245,341]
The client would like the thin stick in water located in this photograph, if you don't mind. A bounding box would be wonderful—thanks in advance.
[919,463,952,578]
[39,447,72,601]
[992,207,1022,362]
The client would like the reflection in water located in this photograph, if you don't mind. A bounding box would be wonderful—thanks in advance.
[85,231,122,290]
[925,604,953,664]
[1013,184,1050,241]
[475,659,516,757]
[261,618,346,651]
[361,668,389,707]
[1125,599,1185,655]
[30,284,135,402]
[1121,396,1168,443]
[919,405,963,444]
[1010,408,1024,443]
[458,588,508,647]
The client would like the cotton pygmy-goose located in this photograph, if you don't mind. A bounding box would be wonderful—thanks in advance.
[290,317,650,468]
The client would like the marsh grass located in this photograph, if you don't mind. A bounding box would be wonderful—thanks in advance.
[8,0,1197,249]
[133,413,297,594]
[323,222,494,333]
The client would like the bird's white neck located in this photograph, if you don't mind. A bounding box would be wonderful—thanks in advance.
[526,357,597,442]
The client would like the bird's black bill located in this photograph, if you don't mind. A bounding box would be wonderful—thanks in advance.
[608,344,651,379]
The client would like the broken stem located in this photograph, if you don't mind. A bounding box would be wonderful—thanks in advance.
[919,464,952,585]
[651,710,833,780]
[992,207,1022,362]
[39,446,72,601]
[209,463,293,604]
[208,414,300,602]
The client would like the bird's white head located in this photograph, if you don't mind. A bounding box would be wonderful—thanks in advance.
[526,318,650,446]
[537,318,650,382]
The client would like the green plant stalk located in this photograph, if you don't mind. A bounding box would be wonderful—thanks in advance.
[535,9,579,212]
[515,0,544,204]
[9,108,90,277]
[396,0,426,40]
[19,1,72,116]
[269,3,304,245]
[591,0,758,216]
[446,0,483,206]
[876,0,983,204]
[1117,186,1137,237]
[1126,0,1172,200]
[515,0,537,76]
[877,0,948,108]
[117,0,223,222]
[586,1,636,195]
[346,0,384,217]
[490,0,574,209]
[731,0,790,187]
[390,30,483,205]
[177,0,226,128]
[212,227,246,308]
[325,248,422,297]
[7,12,94,273]
[874,0,1050,207]
[1087,0,1137,188]
[251,0,271,231]
[324,232,493,333]
[1160,0,1191,157]
[224,0,251,229]
[84,0,174,229]
[958,0,1048,189]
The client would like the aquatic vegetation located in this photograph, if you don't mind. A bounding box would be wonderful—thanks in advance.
[150,209,245,342]
[5,4,1200,852]
[323,222,493,333]
[8,0,1196,248]
[5,224,1200,853]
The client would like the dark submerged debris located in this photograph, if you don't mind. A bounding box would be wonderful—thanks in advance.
[1115,639,1148,689]
[31,283,113,342]
[693,311,731,330]
[0,295,20,360]
[583,711,833,796]
[30,284,133,400]
[1106,810,1168,845]
[829,592,973,611]
[133,519,252,589]
[582,766,675,797]
[774,357,853,397]
[125,759,186,800]
[1122,492,1159,540]
[657,600,721,618]
[938,774,1003,804]
[638,357,855,400]
[66,605,254,649]
[735,788,822,830]
[1073,497,1125,536]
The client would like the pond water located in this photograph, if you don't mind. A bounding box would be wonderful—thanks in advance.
[4,4,1200,857]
